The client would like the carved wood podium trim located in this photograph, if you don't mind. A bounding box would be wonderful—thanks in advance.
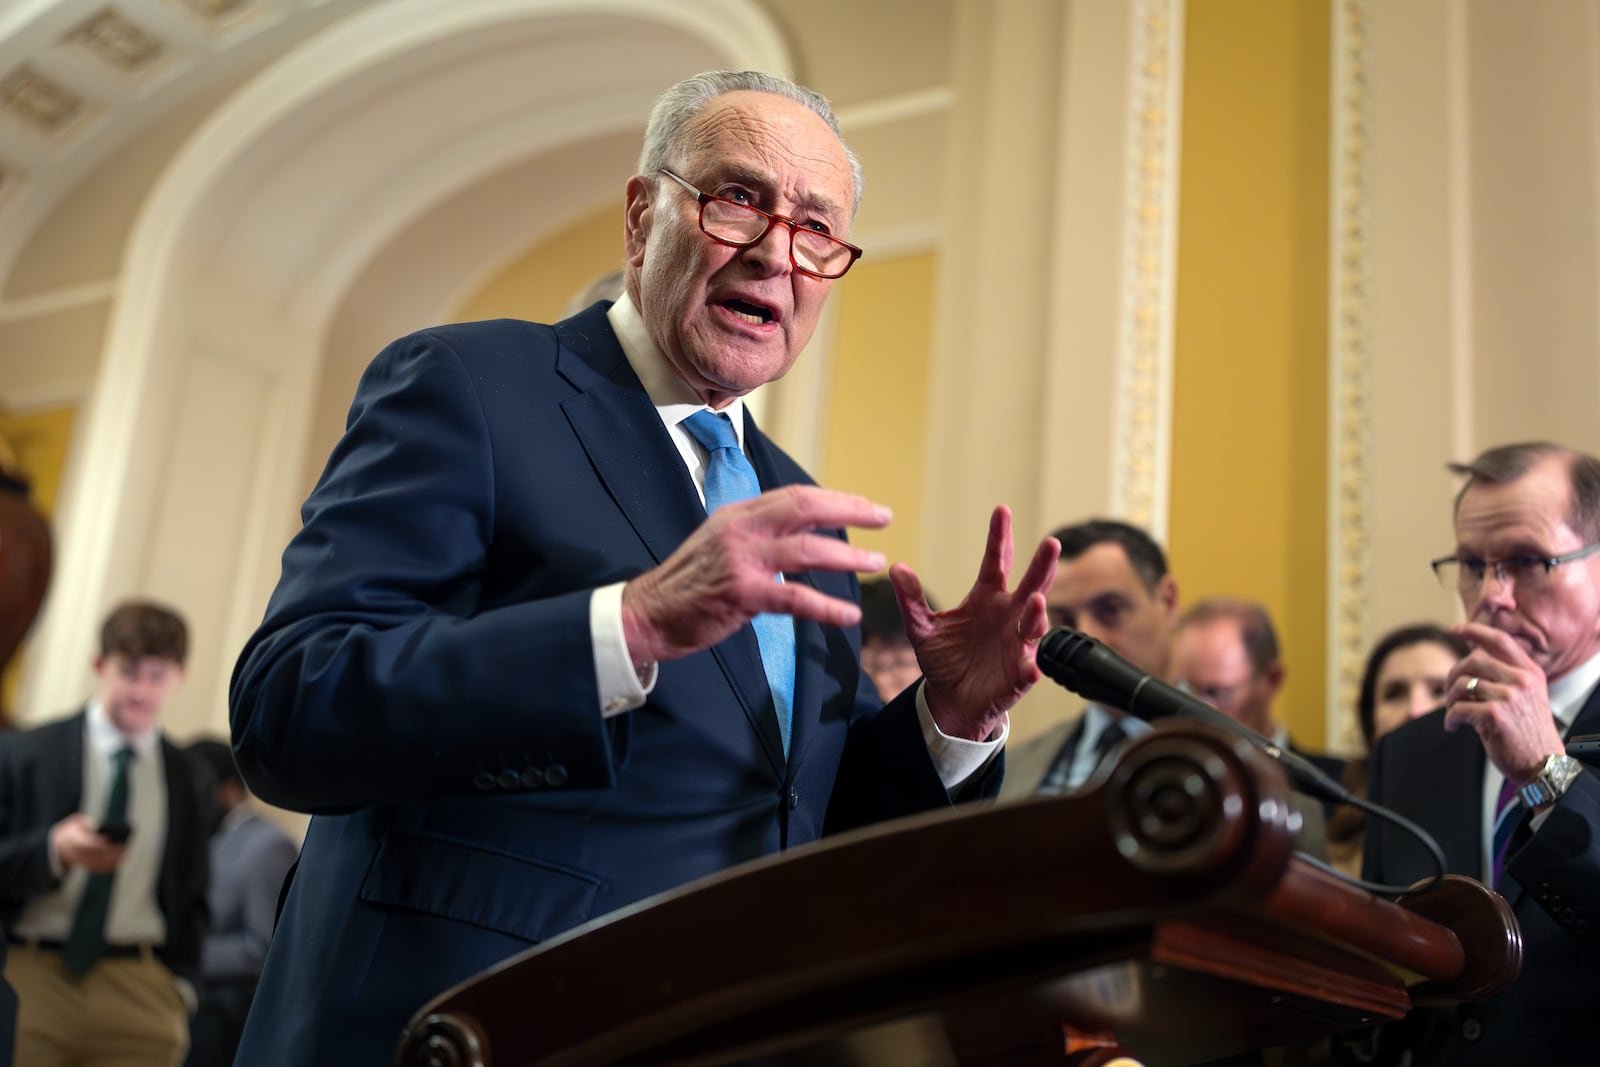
[396,723,1520,1067]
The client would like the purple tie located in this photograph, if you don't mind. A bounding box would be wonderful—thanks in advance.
[1489,775,1522,886]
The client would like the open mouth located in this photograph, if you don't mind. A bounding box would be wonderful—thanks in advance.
[720,297,775,326]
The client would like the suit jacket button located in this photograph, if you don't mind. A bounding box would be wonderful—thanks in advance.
[473,771,498,792]
[496,770,521,791]
[788,788,800,810]
[1461,1019,1482,1041]
[544,764,569,788]
[1561,907,1578,924]
[520,768,545,789]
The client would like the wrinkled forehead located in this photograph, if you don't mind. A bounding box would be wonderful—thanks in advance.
[1454,476,1577,551]
[1175,616,1246,659]
[675,91,855,219]
[1051,544,1151,601]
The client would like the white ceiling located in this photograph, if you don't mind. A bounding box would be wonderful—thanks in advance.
[0,0,956,293]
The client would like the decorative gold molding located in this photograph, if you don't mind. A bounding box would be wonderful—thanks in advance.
[66,8,167,74]
[0,65,84,135]
[1113,0,1182,538]
[1329,0,1374,753]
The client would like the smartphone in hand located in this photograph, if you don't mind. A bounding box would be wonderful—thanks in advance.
[98,821,133,844]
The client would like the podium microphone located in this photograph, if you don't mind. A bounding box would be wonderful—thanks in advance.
[1034,626,1450,897]
[1035,627,1349,805]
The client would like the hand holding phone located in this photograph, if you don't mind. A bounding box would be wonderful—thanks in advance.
[51,814,128,874]
[97,820,133,845]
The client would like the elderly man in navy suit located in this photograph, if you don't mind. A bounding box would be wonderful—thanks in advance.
[1362,442,1600,1063]
[229,70,1061,1065]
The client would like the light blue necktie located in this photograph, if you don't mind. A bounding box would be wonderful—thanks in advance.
[683,410,795,756]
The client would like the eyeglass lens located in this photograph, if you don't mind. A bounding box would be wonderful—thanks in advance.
[701,201,852,277]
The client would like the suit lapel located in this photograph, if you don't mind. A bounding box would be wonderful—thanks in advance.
[1566,680,1600,738]
[49,712,87,813]
[158,734,186,918]
[555,314,707,570]
[554,313,784,774]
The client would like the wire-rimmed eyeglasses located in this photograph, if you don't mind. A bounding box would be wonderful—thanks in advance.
[1430,543,1600,592]
[659,169,863,280]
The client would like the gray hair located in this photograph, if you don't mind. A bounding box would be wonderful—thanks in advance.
[638,70,863,216]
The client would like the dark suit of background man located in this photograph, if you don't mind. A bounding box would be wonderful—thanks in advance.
[0,601,209,1067]
[1363,442,1600,1064]
[228,69,1061,1067]
[181,739,298,1067]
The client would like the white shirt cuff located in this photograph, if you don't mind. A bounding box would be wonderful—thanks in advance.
[916,682,1007,790]
[591,583,656,717]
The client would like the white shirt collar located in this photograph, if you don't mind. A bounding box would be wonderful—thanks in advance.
[1547,647,1600,731]
[86,697,160,757]
[606,291,747,447]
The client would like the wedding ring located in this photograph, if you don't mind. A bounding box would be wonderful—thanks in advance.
[1465,676,1480,698]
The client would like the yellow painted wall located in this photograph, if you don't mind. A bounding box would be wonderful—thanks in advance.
[819,253,938,581]
[1,405,76,719]
[454,203,625,323]
[1169,0,1331,745]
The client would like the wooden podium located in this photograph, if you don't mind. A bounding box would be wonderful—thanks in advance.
[395,723,1520,1067]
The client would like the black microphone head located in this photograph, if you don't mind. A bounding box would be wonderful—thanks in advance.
[1036,628,1163,713]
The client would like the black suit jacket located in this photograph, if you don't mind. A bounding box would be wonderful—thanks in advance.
[0,711,210,983]
[1361,691,1600,1064]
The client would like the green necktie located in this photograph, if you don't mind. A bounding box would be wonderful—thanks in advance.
[62,746,134,977]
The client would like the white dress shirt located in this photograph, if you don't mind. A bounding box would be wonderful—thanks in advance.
[583,293,1003,787]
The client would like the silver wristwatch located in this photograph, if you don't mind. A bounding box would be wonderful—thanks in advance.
[1517,753,1584,811]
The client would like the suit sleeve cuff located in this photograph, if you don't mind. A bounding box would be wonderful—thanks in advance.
[591,583,656,718]
[917,682,1007,790]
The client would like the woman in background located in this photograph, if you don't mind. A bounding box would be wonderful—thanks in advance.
[1328,623,1470,876]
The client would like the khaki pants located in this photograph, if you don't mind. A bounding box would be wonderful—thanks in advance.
[5,942,188,1067]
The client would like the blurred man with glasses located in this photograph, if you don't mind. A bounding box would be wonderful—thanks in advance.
[228,70,1059,1066]
[1359,442,1600,1065]
[1170,597,1346,786]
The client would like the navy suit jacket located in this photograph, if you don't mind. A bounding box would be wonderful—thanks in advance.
[0,712,210,984]
[1361,690,1600,1064]
[229,306,998,1065]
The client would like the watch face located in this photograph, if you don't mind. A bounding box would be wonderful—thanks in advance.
[1551,754,1584,792]
[1521,754,1583,809]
